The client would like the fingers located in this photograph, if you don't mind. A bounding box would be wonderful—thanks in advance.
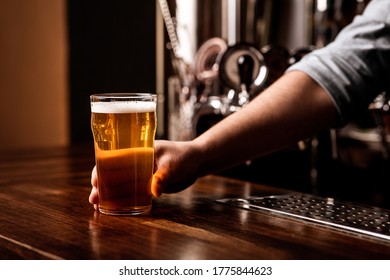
[89,166,99,209]
[89,187,99,210]
[91,165,97,188]
[88,184,98,204]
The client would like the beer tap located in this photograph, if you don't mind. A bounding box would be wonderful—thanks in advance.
[237,54,254,106]
[369,91,390,159]
[217,42,268,113]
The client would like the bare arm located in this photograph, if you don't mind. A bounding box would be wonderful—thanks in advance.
[193,70,338,175]
[90,70,339,204]
[151,70,339,196]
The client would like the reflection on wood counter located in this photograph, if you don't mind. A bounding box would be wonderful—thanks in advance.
[1,145,390,259]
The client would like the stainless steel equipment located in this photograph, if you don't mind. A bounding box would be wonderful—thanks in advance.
[217,193,390,241]
[159,0,315,140]
[158,0,390,207]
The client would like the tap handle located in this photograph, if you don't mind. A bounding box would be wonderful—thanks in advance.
[237,54,254,91]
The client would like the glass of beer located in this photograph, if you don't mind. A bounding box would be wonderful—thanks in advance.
[90,93,157,215]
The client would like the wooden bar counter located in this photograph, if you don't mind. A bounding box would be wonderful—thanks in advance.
[1,144,390,259]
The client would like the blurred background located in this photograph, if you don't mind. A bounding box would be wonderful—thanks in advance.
[0,0,156,150]
[2,0,389,208]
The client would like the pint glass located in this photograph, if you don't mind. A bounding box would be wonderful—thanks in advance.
[90,93,157,215]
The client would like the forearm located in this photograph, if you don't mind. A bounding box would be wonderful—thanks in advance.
[192,70,339,177]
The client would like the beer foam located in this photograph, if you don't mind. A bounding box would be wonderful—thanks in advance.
[91,101,156,113]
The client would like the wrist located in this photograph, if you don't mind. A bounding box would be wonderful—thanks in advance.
[190,138,210,178]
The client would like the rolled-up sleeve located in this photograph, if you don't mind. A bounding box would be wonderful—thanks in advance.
[288,0,390,127]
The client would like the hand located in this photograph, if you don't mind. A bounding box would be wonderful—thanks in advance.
[152,140,200,196]
[89,140,202,209]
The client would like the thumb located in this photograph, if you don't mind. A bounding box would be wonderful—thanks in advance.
[151,171,164,198]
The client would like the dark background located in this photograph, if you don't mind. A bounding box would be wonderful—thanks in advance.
[67,0,156,144]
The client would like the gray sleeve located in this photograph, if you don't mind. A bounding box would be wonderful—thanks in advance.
[287,0,390,127]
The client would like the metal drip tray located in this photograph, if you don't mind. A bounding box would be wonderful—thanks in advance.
[216,194,390,241]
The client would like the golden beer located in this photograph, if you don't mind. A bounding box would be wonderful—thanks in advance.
[90,93,157,215]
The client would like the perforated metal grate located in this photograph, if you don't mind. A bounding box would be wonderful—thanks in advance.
[216,194,390,241]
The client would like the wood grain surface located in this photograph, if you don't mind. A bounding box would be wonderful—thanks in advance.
[1,145,390,259]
